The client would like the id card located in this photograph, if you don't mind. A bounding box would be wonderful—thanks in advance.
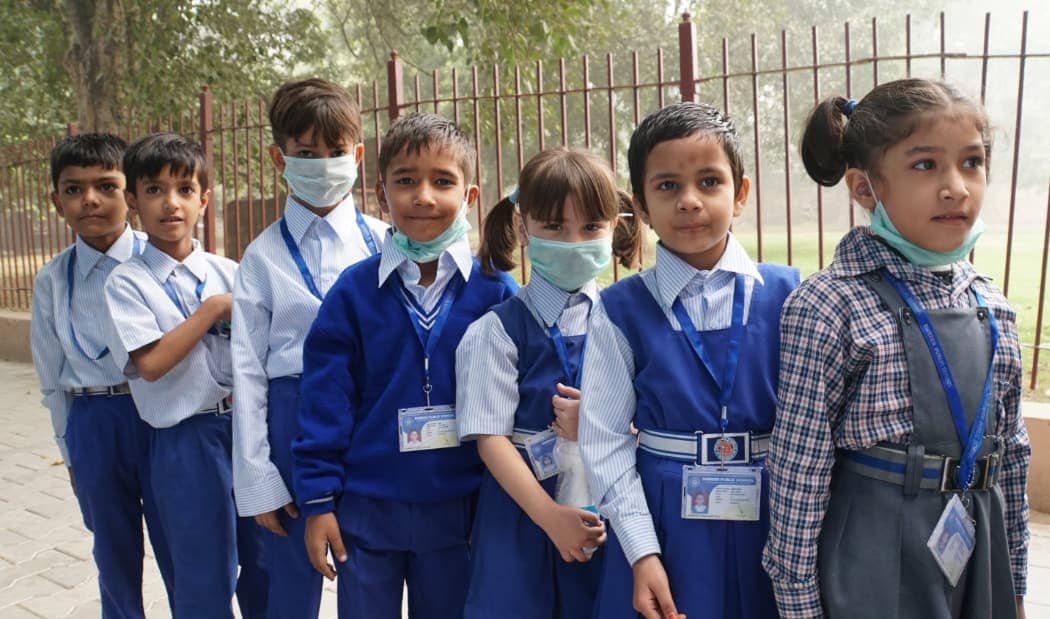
[524,430,561,480]
[681,465,762,521]
[398,405,460,452]
[927,494,976,586]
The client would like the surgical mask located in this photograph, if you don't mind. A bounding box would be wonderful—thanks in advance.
[391,195,472,263]
[865,172,985,267]
[526,235,611,292]
[282,154,358,209]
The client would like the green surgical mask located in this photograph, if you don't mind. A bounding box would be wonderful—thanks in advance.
[526,235,611,292]
[391,196,471,263]
[865,172,985,267]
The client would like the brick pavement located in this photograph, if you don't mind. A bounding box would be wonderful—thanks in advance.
[0,359,1046,618]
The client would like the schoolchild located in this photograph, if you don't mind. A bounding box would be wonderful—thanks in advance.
[763,78,1030,619]
[293,113,518,618]
[578,101,800,619]
[231,78,387,619]
[456,147,642,618]
[31,133,174,618]
[103,133,268,619]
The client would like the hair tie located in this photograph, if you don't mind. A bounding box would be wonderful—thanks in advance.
[506,185,519,205]
[841,99,858,117]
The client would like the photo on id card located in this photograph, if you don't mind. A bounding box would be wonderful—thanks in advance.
[926,494,976,586]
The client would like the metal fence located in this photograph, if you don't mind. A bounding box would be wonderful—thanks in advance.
[3,10,1050,388]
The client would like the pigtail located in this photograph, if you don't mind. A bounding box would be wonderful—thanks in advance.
[612,190,643,269]
[478,197,519,275]
[800,96,851,187]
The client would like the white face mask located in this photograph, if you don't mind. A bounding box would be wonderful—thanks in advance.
[282,154,358,209]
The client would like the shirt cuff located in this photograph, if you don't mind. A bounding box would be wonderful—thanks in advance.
[613,513,661,566]
[234,473,295,517]
[771,576,825,619]
[299,495,337,517]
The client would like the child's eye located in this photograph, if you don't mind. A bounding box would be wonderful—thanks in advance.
[700,177,719,188]
[178,186,197,195]
[63,186,81,196]
[656,180,678,191]
[542,222,563,231]
[331,149,347,158]
[912,159,934,171]
[584,222,606,232]
[963,156,985,169]
[434,178,455,187]
[144,185,161,194]
[393,177,414,186]
[100,183,118,192]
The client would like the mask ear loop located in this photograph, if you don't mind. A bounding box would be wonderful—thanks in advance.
[863,170,882,205]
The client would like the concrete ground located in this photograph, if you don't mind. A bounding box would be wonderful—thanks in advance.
[0,358,1046,618]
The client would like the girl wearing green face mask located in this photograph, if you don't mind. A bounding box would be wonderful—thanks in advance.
[767,78,1029,619]
[456,147,641,618]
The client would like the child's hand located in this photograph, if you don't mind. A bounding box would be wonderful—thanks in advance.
[551,383,581,440]
[1016,596,1026,619]
[305,512,347,581]
[538,504,605,563]
[632,554,679,619]
[255,502,300,537]
[201,293,233,322]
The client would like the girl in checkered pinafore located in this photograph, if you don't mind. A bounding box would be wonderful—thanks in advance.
[762,78,1030,619]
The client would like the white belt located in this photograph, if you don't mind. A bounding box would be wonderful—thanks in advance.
[67,383,131,397]
[637,428,770,465]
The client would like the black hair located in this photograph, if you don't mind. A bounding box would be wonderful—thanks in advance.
[123,133,209,193]
[49,133,128,189]
[627,101,745,213]
[800,78,991,186]
[378,113,476,183]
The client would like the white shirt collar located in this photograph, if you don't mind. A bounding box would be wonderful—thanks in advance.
[653,233,762,309]
[284,193,360,246]
[141,238,208,282]
[526,270,598,327]
[377,230,473,288]
[74,224,138,279]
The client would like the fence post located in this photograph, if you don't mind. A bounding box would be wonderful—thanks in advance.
[199,84,216,253]
[66,123,77,136]
[679,13,698,102]
[388,51,404,121]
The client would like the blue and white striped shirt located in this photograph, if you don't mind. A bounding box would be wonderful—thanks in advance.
[456,272,597,440]
[30,225,146,461]
[578,235,762,565]
[231,196,387,516]
[104,240,237,428]
[377,230,474,311]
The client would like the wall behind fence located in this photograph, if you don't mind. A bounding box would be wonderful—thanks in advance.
[3,9,1050,389]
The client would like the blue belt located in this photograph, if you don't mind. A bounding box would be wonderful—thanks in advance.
[841,443,1000,493]
[637,428,770,465]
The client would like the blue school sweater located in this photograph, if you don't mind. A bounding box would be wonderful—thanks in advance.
[294,255,518,516]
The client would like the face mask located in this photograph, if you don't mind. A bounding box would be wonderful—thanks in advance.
[526,235,611,292]
[282,154,358,209]
[865,172,985,267]
[391,195,472,263]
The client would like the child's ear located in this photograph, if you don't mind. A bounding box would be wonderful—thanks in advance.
[733,176,751,217]
[632,194,651,227]
[50,191,64,218]
[353,143,365,165]
[845,168,876,211]
[375,180,390,214]
[125,189,139,213]
[464,184,480,210]
[200,188,211,213]
[268,144,286,174]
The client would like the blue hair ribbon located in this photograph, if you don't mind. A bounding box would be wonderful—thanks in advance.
[507,185,520,205]
[841,99,858,117]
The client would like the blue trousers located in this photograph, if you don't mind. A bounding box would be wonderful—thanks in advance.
[149,411,269,619]
[263,377,323,618]
[334,493,476,619]
[66,393,174,618]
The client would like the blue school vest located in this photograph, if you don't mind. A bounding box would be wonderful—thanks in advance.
[600,264,798,435]
[491,297,585,432]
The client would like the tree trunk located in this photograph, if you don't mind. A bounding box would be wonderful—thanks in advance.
[63,0,123,133]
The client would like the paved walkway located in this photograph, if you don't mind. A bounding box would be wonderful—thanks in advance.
[0,358,1046,618]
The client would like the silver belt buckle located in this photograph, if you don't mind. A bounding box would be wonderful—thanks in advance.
[698,431,750,465]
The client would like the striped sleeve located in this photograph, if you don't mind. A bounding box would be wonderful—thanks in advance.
[455,311,520,441]
[30,265,73,462]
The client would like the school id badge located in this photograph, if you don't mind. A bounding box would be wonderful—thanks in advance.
[524,429,562,480]
[681,465,762,521]
[927,494,976,586]
[398,405,460,452]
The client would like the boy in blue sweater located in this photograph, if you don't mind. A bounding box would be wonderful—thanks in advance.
[293,113,518,619]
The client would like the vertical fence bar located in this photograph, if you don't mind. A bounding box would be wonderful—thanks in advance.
[781,29,792,265]
[679,13,697,103]
[17,147,33,307]
[433,70,441,115]
[199,85,216,252]
[452,68,461,125]
[1002,10,1027,296]
[657,48,666,109]
[1031,181,1050,389]
[980,13,991,105]
[261,98,274,228]
[631,52,641,126]
[414,74,422,114]
[536,61,546,152]
[722,39,730,114]
[356,85,368,211]
[939,12,946,78]
[607,52,620,282]
[244,100,254,240]
[906,15,912,77]
[0,166,10,307]
[583,55,592,149]
[471,66,483,221]
[559,58,568,146]
[750,33,763,261]
[514,65,524,173]
[388,51,404,121]
[812,25,825,268]
[493,65,504,198]
[372,81,382,217]
[871,17,879,85]
[232,101,245,243]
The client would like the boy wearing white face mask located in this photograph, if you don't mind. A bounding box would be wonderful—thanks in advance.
[231,78,388,619]
[293,113,518,618]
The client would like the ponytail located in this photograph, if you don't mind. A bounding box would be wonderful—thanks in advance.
[612,190,643,269]
[478,197,519,275]
[800,96,851,187]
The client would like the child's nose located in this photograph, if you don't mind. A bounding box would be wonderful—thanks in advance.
[677,188,703,211]
[941,168,970,201]
[414,183,437,207]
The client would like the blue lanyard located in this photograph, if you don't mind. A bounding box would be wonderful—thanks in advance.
[66,235,143,360]
[548,324,585,389]
[279,210,378,302]
[670,273,746,433]
[881,269,998,492]
[397,275,463,407]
